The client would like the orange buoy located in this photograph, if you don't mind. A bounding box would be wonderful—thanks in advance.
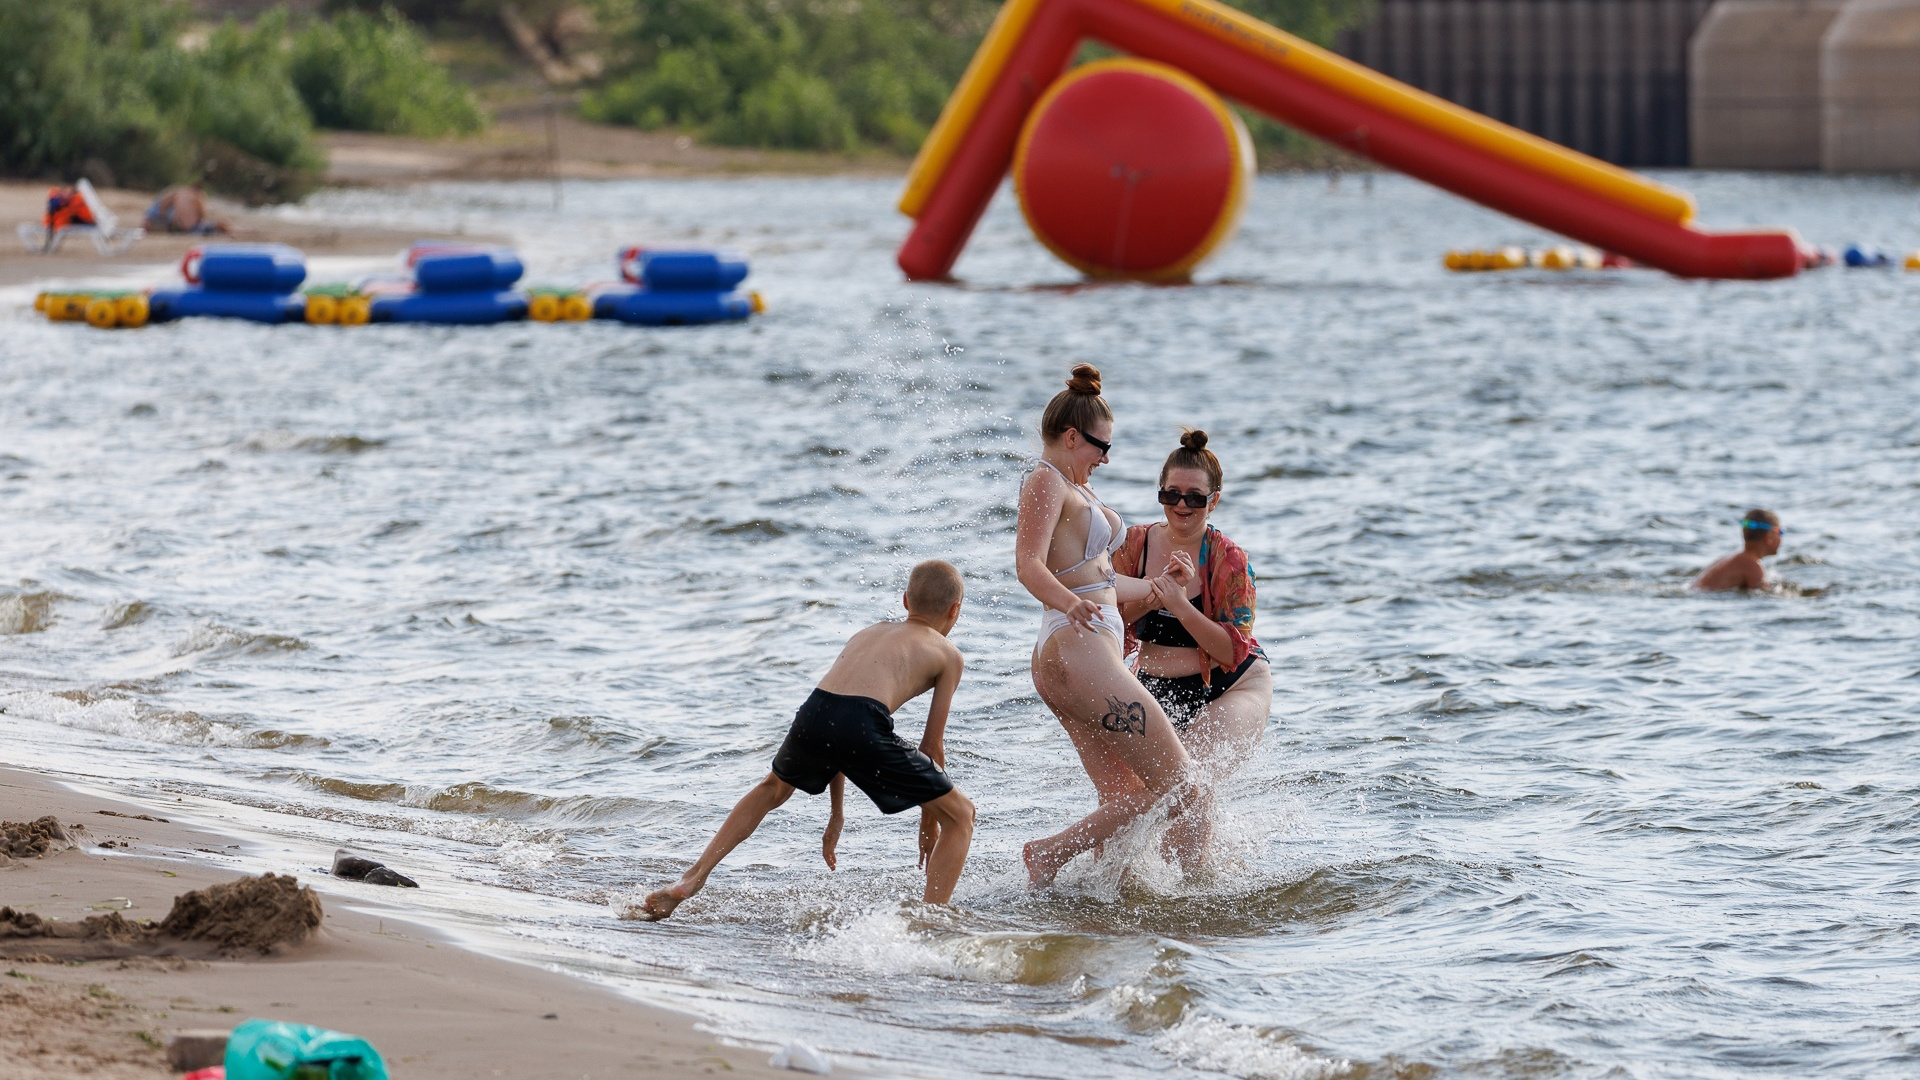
[1013,59,1253,281]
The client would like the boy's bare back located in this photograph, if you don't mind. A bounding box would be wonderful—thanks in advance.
[816,620,963,713]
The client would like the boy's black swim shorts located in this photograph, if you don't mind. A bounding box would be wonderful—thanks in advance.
[771,687,954,814]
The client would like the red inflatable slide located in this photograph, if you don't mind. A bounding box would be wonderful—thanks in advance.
[897,0,1803,281]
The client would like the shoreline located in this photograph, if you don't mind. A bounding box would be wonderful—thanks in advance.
[0,761,803,1080]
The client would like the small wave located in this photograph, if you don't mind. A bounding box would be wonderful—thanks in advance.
[0,590,67,634]
[243,431,386,454]
[171,622,310,659]
[0,690,329,750]
[101,600,155,630]
[707,517,789,539]
[791,902,1129,986]
[274,772,638,823]
[1151,1014,1351,1080]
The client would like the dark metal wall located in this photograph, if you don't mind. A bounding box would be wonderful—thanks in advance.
[1334,0,1716,166]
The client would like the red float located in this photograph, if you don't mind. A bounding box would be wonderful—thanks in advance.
[1014,59,1252,281]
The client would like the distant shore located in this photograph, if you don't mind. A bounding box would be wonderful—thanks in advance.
[0,762,798,1080]
[0,110,905,290]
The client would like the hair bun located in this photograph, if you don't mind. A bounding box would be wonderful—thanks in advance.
[1180,428,1208,452]
[1065,363,1102,396]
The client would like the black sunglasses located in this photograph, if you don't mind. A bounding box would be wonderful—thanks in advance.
[1077,429,1111,455]
[1158,488,1213,509]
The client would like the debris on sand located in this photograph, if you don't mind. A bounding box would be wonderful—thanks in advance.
[0,873,322,959]
[97,809,170,823]
[1,816,78,858]
[331,849,419,888]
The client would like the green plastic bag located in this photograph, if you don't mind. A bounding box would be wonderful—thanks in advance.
[225,1019,389,1080]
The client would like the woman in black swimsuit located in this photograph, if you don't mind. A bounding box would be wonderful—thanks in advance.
[1114,430,1272,817]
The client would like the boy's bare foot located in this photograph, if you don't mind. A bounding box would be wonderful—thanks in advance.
[1023,839,1069,888]
[635,882,694,921]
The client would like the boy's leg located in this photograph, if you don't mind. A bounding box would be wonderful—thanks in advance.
[641,772,795,920]
[919,788,975,905]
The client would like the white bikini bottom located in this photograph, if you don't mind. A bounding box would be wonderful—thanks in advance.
[1035,604,1125,657]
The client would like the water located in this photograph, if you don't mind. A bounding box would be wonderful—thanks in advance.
[4,171,1920,1080]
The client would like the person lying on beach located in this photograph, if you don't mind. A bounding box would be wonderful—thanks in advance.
[144,185,231,236]
[1692,509,1782,592]
[638,560,976,920]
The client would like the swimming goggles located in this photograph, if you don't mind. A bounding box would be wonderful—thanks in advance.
[1158,488,1213,509]
[1740,519,1782,535]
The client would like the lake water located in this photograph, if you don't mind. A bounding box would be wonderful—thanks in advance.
[4,170,1919,1080]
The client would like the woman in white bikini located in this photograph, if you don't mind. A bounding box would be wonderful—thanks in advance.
[1016,364,1200,886]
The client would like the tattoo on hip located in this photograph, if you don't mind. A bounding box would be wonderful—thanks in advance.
[1100,696,1148,735]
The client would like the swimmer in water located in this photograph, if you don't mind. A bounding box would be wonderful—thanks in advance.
[1016,364,1201,888]
[1692,509,1782,592]
[637,561,975,919]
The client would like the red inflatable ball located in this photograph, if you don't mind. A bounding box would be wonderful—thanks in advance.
[1013,58,1254,282]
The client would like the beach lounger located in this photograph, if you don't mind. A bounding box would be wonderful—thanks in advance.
[15,179,146,255]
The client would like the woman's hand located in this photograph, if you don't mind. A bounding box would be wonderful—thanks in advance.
[1164,549,1196,588]
[1065,597,1105,630]
[1152,573,1197,615]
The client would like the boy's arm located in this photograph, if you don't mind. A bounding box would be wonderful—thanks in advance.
[822,774,844,870]
[917,651,964,766]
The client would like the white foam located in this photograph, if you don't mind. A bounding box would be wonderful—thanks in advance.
[495,835,567,870]
[1151,1014,1352,1080]
[0,689,259,748]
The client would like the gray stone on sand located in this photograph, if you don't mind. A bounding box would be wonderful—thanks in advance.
[167,1029,231,1072]
[331,848,419,888]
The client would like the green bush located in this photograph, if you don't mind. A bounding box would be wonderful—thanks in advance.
[0,0,321,197]
[713,67,858,152]
[584,0,1376,155]
[290,8,485,136]
[0,0,484,200]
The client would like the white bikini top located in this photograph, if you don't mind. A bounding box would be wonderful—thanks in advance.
[1036,459,1123,594]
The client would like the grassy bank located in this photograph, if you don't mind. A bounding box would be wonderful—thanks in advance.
[0,0,482,202]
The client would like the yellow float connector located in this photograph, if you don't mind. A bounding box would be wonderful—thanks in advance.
[1493,246,1527,270]
[561,293,593,321]
[305,294,339,325]
[528,294,562,322]
[1535,245,1576,270]
[84,296,119,329]
[44,294,89,321]
[115,294,149,329]
[338,296,372,326]
[749,291,767,315]
[33,292,49,312]
[1906,251,1920,271]
[1443,250,1469,271]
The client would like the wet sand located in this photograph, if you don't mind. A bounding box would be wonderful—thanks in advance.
[0,764,795,1080]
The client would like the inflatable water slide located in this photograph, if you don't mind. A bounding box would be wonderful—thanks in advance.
[897,0,1804,281]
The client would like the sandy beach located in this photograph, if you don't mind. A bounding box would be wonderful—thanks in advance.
[0,764,798,1080]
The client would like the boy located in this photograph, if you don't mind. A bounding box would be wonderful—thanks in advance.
[1692,509,1782,592]
[638,560,975,920]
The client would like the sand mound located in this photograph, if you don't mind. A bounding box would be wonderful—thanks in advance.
[0,874,322,959]
[1,816,77,858]
[159,873,322,954]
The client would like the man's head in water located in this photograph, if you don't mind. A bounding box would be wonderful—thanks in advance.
[905,559,965,632]
[1741,509,1782,556]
